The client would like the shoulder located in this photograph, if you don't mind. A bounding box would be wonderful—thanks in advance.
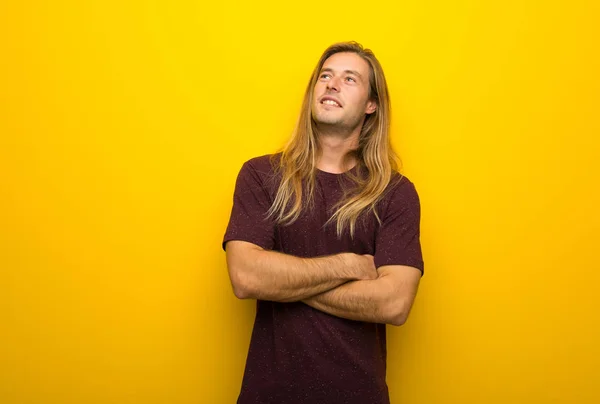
[388,172,418,198]
[379,172,421,216]
[237,153,282,195]
[243,152,282,175]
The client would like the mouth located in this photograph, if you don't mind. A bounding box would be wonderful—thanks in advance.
[320,96,342,108]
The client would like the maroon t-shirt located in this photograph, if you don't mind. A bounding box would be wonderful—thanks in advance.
[222,153,424,404]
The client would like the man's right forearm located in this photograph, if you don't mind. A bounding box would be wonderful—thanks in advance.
[226,241,369,302]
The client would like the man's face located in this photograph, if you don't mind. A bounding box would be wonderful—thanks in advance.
[312,52,377,131]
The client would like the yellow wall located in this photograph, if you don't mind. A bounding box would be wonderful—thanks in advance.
[1,1,598,403]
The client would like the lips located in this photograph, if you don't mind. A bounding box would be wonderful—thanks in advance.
[320,96,342,108]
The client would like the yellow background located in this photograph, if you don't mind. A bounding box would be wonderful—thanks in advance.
[1,1,599,403]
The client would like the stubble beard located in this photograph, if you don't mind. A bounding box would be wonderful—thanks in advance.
[312,107,363,137]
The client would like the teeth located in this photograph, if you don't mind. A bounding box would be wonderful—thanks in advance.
[322,99,340,107]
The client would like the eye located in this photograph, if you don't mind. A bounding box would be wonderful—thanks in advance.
[320,73,331,79]
[346,76,356,83]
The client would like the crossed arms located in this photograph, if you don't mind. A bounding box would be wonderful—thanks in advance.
[225,240,421,326]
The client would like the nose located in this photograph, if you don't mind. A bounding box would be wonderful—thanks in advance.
[326,76,340,92]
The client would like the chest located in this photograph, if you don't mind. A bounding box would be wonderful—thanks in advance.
[273,178,380,257]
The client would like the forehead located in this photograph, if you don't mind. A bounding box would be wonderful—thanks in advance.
[321,52,370,77]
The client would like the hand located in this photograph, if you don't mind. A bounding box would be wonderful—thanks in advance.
[353,254,378,281]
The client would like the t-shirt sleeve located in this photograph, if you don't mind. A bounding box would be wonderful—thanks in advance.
[222,160,276,251]
[373,178,425,275]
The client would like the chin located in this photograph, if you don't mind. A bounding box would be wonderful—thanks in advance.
[314,110,342,122]
[315,117,342,126]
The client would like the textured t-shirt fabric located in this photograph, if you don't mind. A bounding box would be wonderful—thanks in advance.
[222,153,424,404]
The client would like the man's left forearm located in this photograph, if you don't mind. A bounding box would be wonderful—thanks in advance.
[303,266,421,326]
[302,273,402,325]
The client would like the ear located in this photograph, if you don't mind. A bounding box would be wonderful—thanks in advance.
[365,99,377,114]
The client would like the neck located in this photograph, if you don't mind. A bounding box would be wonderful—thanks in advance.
[315,126,362,174]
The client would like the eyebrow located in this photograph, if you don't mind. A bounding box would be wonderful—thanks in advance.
[320,67,363,79]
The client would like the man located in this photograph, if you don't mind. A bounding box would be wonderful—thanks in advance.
[222,41,424,404]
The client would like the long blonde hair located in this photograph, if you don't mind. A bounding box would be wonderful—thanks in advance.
[267,41,401,237]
